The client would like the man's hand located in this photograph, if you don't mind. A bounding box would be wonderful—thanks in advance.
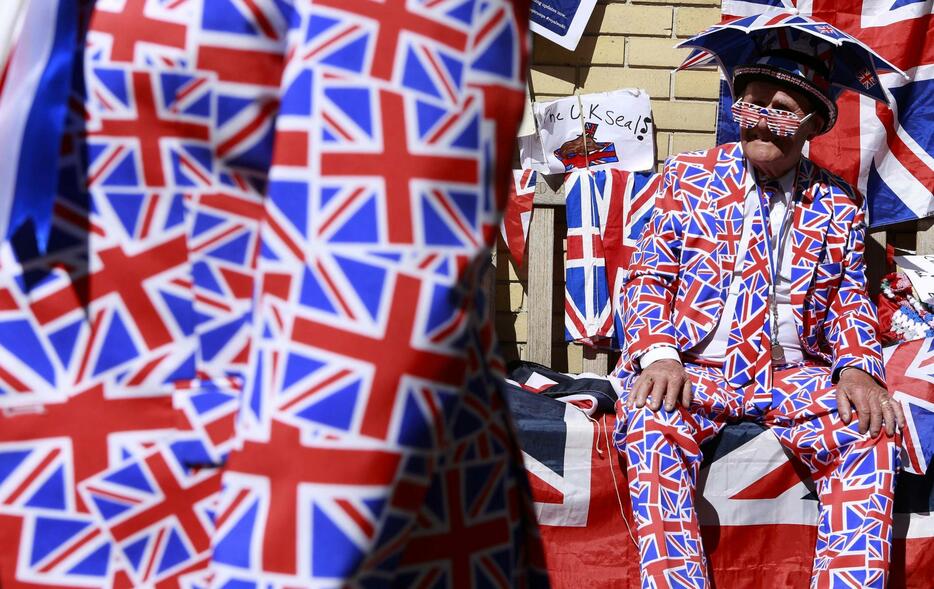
[836,367,905,437]
[626,359,693,412]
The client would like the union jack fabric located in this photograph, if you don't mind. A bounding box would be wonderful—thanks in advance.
[616,365,900,588]
[506,361,933,589]
[721,179,777,409]
[0,0,547,587]
[621,142,886,385]
[500,168,537,267]
[562,168,661,348]
[718,0,934,227]
[506,361,933,588]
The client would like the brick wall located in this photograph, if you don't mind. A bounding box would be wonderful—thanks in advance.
[495,1,724,372]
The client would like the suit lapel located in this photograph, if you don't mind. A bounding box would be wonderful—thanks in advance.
[789,158,832,332]
[714,147,746,298]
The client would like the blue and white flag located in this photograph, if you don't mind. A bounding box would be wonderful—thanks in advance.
[0,0,77,250]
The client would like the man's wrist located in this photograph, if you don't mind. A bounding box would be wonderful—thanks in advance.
[639,346,681,370]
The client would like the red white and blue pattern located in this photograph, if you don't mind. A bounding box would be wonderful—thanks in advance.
[0,0,545,587]
[719,0,934,227]
[615,143,911,587]
[563,168,659,348]
[621,142,885,385]
[615,364,900,588]
[500,168,537,267]
[722,179,776,409]
[506,361,933,589]
[884,337,934,475]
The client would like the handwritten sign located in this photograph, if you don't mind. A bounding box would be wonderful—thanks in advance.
[530,0,598,51]
[520,89,655,174]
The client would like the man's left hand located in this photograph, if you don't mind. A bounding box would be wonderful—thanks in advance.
[835,367,905,437]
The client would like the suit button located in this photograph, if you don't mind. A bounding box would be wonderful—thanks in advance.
[704,321,714,330]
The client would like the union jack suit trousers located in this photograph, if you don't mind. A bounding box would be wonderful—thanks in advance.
[0,1,547,587]
[613,144,897,589]
[614,366,899,589]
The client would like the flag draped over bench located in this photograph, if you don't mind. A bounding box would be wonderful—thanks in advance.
[562,168,660,347]
[506,358,934,589]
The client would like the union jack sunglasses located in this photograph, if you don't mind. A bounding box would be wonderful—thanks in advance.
[731,100,815,137]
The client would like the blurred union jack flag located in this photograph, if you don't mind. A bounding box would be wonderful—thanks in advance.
[0,0,545,586]
[718,0,933,227]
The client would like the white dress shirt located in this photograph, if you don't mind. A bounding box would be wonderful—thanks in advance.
[639,166,805,369]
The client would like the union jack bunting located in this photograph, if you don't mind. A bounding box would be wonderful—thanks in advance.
[719,0,934,227]
[0,0,545,586]
[562,168,659,348]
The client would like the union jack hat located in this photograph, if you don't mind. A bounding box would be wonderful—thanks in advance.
[733,29,837,134]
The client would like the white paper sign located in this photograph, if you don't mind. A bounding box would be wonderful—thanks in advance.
[523,89,655,174]
[529,0,599,51]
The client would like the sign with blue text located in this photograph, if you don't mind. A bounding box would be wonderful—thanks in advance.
[530,0,598,51]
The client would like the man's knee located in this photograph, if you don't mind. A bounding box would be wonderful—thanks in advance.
[613,399,692,453]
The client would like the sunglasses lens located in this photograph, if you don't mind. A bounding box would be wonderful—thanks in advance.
[731,102,802,136]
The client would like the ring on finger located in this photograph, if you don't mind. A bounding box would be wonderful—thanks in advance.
[880,398,891,406]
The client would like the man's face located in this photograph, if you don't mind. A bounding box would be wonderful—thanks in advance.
[739,80,822,178]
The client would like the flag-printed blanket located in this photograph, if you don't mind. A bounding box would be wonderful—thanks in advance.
[562,168,660,347]
[0,1,548,586]
[717,0,933,227]
[506,359,934,589]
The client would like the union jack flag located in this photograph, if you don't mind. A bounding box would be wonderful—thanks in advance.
[719,0,934,227]
[507,361,934,589]
[500,168,537,267]
[0,0,543,587]
[883,337,934,475]
[858,67,878,88]
[78,444,221,587]
[562,168,660,348]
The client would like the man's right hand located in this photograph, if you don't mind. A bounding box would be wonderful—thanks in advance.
[626,359,693,412]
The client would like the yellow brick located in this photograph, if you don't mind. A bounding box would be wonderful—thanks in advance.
[495,312,528,342]
[655,131,672,162]
[498,282,525,312]
[566,344,583,374]
[673,69,720,99]
[586,4,673,36]
[675,7,723,38]
[530,66,576,95]
[627,37,691,68]
[650,100,717,132]
[495,255,527,281]
[670,132,717,155]
[587,35,627,66]
[578,66,670,98]
[534,35,625,66]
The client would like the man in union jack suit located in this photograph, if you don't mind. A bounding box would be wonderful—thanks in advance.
[613,27,905,589]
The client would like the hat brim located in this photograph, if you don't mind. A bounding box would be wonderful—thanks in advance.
[733,65,837,134]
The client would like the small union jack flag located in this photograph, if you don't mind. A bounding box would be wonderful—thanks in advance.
[858,68,878,89]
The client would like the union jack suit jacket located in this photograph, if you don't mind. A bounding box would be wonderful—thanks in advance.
[622,142,885,384]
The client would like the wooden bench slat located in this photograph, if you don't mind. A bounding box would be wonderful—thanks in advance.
[527,206,555,366]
